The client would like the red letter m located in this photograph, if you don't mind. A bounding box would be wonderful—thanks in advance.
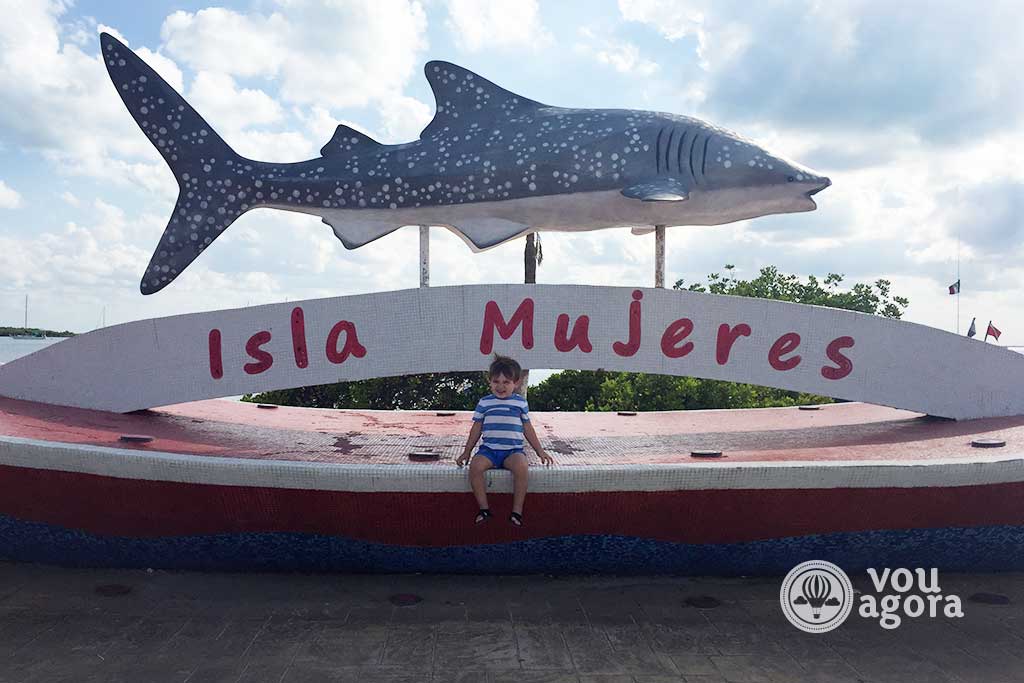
[480,298,535,354]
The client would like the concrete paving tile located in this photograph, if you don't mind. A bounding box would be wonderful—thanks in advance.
[0,612,63,658]
[380,626,436,670]
[465,602,511,623]
[280,662,423,682]
[295,624,387,667]
[429,671,489,683]
[668,654,718,676]
[490,671,578,683]
[103,616,189,656]
[233,656,294,683]
[576,676,633,683]
[246,616,323,662]
[515,624,574,670]
[603,624,678,675]
[643,624,719,655]
[709,654,799,682]
[793,660,863,683]
[181,657,250,683]
[390,603,467,625]
[345,606,395,626]
[562,625,626,675]
[434,623,519,670]
[772,634,843,663]
[638,604,713,626]
[704,631,786,656]
[162,616,268,660]
[16,654,117,683]
[85,654,195,682]
[578,596,641,625]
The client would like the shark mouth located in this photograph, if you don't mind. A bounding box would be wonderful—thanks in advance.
[804,178,832,208]
[806,178,832,197]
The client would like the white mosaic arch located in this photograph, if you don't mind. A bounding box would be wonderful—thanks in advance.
[0,284,1021,419]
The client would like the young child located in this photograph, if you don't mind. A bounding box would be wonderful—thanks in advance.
[456,354,553,526]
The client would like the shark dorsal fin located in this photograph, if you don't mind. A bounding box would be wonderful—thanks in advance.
[320,124,384,157]
[420,61,546,139]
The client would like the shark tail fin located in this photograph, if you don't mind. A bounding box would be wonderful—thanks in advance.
[101,33,253,294]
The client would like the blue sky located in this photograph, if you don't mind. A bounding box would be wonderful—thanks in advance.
[0,0,1021,346]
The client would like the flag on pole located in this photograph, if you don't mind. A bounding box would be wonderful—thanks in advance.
[948,280,960,295]
[967,318,977,338]
[985,321,1002,342]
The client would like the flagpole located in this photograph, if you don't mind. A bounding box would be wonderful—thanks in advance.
[956,227,960,335]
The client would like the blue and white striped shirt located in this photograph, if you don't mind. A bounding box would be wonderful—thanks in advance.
[472,393,530,451]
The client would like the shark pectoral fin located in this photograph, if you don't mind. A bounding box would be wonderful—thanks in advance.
[321,213,401,249]
[622,178,689,202]
[447,218,531,251]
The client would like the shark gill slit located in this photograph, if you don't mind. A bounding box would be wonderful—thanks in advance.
[677,131,688,177]
[688,133,700,184]
[655,127,665,174]
[701,136,710,179]
[664,128,675,173]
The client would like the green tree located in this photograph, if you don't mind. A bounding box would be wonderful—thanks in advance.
[674,264,908,319]
[244,371,489,410]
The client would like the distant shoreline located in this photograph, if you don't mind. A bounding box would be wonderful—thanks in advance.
[0,329,75,338]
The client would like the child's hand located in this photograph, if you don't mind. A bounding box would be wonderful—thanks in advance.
[538,449,554,466]
[455,452,471,467]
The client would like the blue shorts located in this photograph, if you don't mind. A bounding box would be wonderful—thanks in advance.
[476,445,523,469]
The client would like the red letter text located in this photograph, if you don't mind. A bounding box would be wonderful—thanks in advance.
[244,331,273,375]
[768,332,802,371]
[554,314,592,352]
[821,336,855,380]
[716,323,752,365]
[208,329,223,380]
[613,290,644,357]
[480,298,535,354]
[326,321,367,364]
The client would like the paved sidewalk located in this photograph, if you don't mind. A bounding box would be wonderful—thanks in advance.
[1,562,1022,682]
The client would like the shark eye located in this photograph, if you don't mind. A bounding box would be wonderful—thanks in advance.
[786,176,796,182]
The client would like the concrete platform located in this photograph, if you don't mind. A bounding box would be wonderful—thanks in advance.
[1,397,1021,465]
[2,398,1024,574]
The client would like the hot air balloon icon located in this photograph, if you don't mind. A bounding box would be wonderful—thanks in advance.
[792,573,842,619]
[780,561,853,633]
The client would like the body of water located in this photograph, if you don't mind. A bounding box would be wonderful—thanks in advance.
[0,337,63,365]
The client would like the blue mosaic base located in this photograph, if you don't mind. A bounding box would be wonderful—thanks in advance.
[3,514,1024,574]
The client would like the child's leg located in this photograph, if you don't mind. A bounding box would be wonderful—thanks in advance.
[503,452,529,516]
[469,455,495,511]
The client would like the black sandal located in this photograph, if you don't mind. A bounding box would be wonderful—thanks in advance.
[510,512,523,527]
[475,509,492,524]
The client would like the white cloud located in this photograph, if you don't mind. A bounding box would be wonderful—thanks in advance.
[161,1,428,111]
[159,9,286,79]
[0,180,21,208]
[445,0,552,52]
[576,28,659,77]
[187,71,285,137]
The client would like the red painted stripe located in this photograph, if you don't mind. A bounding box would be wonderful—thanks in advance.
[2,464,1024,545]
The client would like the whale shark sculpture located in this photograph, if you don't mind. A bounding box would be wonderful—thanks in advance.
[101,33,830,294]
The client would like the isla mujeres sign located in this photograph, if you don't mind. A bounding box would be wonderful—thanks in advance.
[2,284,1022,419]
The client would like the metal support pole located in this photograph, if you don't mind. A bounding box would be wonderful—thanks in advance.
[419,225,430,287]
[655,224,665,288]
